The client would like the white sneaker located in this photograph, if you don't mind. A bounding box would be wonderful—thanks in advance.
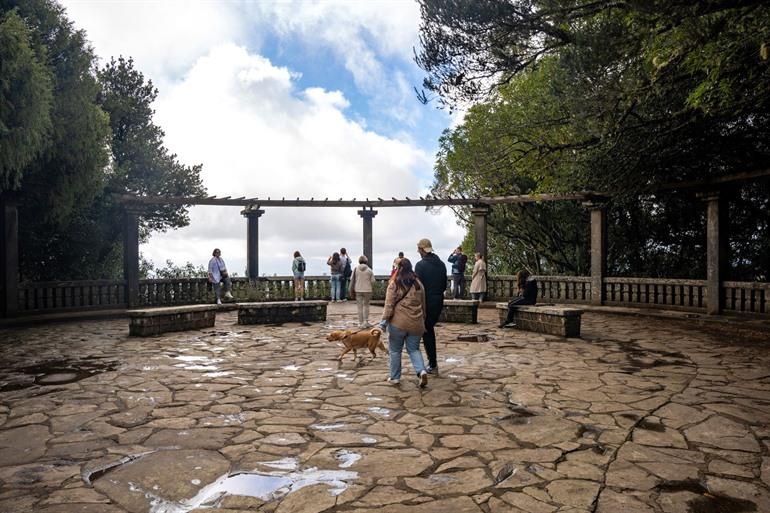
[224,292,234,299]
[419,371,428,388]
[216,299,222,305]
[387,377,400,385]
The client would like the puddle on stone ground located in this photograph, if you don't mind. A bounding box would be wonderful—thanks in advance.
[368,407,391,417]
[143,463,358,513]
[335,450,361,468]
[657,480,757,513]
[310,423,346,431]
[0,358,118,390]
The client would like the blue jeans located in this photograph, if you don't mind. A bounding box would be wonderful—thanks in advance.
[330,274,341,300]
[388,325,426,380]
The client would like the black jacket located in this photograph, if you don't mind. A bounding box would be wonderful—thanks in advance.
[415,252,448,306]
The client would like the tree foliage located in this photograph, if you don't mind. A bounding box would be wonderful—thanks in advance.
[418,0,770,279]
[1,0,205,281]
[0,8,52,190]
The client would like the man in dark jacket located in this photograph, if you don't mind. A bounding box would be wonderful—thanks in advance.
[415,238,447,374]
[448,246,468,298]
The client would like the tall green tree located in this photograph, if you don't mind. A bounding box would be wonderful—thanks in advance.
[0,8,52,190]
[418,0,770,279]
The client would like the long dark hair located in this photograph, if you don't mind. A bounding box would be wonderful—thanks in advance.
[515,270,530,290]
[330,252,340,265]
[394,258,421,293]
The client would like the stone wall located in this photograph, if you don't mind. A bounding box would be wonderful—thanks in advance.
[129,305,217,336]
[238,301,327,325]
[496,303,582,337]
[440,300,479,324]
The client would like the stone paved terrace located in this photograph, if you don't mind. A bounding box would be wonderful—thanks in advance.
[1,304,769,513]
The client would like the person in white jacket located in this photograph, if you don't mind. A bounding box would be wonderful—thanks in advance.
[349,255,376,327]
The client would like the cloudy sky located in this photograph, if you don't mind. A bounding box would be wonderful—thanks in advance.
[60,0,466,276]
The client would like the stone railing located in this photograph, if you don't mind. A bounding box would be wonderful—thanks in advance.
[723,281,770,316]
[603,277,707,312]
[12,274,768,317]
[18,280,126,313]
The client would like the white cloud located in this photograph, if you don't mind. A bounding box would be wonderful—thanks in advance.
[61,0,247,87]
[142,44,464,275]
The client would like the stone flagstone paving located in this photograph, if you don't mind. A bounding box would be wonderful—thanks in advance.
[0,303,769,513]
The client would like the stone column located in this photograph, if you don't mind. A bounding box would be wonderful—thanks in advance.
[357,208,378,268]
[584,201,607,306]
[1,195,19,317]
[699,191,729,315]
[123,206,141,308]
[469,205,490,262]
[241,207,265,282]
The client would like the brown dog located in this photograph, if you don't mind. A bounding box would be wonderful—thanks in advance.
[327,328,386,360]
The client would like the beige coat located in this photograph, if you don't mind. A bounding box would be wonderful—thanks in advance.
[382,278,426,335]
[350,264,375,293]
[470,259,487,293]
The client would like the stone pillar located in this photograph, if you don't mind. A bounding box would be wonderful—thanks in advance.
[469,205,490,262]
[357,208,378,268]
[699,191,729,315]
[584,201,607,306]
[0,195,19,317]
[241,207,265,282]
[123,206,141,308]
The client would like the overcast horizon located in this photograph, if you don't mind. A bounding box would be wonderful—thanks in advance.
[60,0,466,276]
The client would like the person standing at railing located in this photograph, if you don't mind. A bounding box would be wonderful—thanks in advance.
[349,255,376,327]
[470,253,487,301]
[208,248,233,305]
[327,252,345,302]
[339,248,352,301]
[502,270,538,327]
[292,251,307,301]
[415,238,447,375]
[448,246,468,298]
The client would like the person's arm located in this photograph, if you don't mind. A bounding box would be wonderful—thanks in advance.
[381,281,397,321]
[207,258,215,282]
[448,253,458,264]
[349,267,357,291]
[370,269,375,285]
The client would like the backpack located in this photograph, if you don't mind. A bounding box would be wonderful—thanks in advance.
[297,259,306,273]
[343,257,352,278]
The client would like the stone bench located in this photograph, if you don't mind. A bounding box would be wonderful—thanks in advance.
[238,301,327,325]
[128,305,217,336]
[440,299,480,324]
[496,303,582,337]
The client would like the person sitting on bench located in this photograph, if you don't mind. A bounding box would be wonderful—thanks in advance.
[503,270,538,326]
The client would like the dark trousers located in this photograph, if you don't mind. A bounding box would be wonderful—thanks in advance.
[505,297,536,324]
[340,277,349,300]
[452,274,465,298]
[422,302,442,369]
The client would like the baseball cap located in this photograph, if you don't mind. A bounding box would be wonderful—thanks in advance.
[417,238,434,253]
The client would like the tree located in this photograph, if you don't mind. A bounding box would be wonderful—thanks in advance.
[97,57,205,239]
[416,0,770,192]
[418,0,770,279]
[0,8,52,190]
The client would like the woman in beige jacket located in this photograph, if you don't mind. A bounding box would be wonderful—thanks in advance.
[470,253,487,301]
[349,255,376,327]
[378,258,429,387]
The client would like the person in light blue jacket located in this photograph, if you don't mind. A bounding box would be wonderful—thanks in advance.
[208,248,233,305]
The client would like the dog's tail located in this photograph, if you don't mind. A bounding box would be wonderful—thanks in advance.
[370,327,383,338]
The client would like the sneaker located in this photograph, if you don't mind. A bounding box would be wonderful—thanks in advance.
[425,366,439,375]
[216,299,222,305]
[387,377,400,385]
[418,371,428,388]
[503,322,517,328]
[224,291,234,299]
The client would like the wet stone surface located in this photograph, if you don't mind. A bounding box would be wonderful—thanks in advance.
[1,303,769,512]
